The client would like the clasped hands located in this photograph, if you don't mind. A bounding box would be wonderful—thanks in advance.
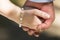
[21,9,50,37]
[0,0,54,37]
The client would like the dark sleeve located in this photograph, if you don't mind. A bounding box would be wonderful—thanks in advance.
[0,15,38,40]
[0,15,19,28]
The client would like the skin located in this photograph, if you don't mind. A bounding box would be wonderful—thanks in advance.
[0,0,55,37]
[23,1,55,37]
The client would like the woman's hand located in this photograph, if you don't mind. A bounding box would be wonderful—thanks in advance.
[22,9,50,37]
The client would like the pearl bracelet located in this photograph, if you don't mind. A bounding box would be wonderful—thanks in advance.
[19,8,24,27]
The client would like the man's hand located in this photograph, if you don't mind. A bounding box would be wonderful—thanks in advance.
[40,2,55,29]
[37,2,55,37]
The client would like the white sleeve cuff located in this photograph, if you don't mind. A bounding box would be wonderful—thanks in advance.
[29,0,53,3]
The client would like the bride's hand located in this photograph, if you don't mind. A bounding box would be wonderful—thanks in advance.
[22,9,50,37]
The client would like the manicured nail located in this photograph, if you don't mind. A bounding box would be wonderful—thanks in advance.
[46,14,50,18]
[43,12,50,18]
[22,27,29,31]
[41,11,50,18]
[35,35,39,37]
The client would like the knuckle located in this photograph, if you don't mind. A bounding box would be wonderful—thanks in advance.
[33,9,39,12]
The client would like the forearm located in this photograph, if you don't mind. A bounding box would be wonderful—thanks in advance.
[0,11,20,24]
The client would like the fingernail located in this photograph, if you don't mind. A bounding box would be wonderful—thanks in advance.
[46,14,50,18]
[23,28,29,31]
[28,31,32,36]
[45,13,50,18]
[35,35,39,37]
[41,11,50,18]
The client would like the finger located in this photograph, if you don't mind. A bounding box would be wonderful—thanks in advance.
[32,29,40,37]
[24,9,50,19]
[40,3,55,29]
[37,24,44,32]
[33,9,50,19]
[38,14,54,30]
[33,29,41,37]
[22,27,29,31]
[34,33,39,37]
[27,30,35,36]
[39,22,51,30]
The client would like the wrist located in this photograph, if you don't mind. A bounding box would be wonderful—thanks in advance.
[25,1,44,9]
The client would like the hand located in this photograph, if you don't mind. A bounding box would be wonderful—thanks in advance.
[40,2,55,29]
[23,1,55,37]
[22,9,50,37]
[36,3,55,37]
[25,1,55,29]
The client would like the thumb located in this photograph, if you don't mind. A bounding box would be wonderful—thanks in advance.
[24,9,50,19]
